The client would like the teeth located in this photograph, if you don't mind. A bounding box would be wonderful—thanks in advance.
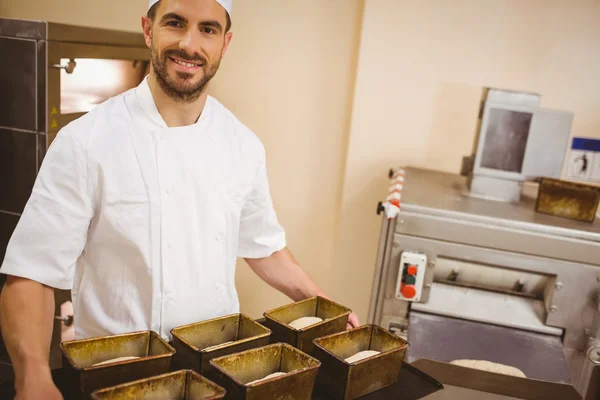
[173,58,198,68]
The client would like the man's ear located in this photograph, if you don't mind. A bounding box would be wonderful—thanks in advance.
[142,16,153,49]
[221,31,233,58]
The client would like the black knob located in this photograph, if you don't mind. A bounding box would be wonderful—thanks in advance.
[389,169,394,179]
[377,201,385,215]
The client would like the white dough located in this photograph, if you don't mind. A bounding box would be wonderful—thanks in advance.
[203,341,234,351]
[247,372,287,385]
[450,359,526,378]
[344,350,381,363]
[93,356,140,366]
[288,316,323,330]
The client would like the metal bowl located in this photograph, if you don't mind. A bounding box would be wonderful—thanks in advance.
[312,325,409,399]
[262,296,351,355]
[90,369,226,400]
[209,342,321,400]
[60,330,175,399]
[170,314,271,379]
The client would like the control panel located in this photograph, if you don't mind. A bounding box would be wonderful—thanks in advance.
[395,251,427,302]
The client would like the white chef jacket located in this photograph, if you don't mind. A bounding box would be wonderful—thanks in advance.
[0,77,286,339]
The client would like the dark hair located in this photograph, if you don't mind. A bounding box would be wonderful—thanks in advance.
[147,2,232,33]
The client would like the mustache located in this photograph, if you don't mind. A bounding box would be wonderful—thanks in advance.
[163,49,207,64]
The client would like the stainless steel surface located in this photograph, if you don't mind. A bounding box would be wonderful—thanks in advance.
[369,167,600,399]
[432,257,551,298]
[388,233,597,351]
[468,175,522,202]
[466,87,572,202]
[411,283,563,336]
[366,216,393,325]
[413,359,582,400]
[407,312,570,383]
[400,168,600,241]
[424,385,520,400]
[521,109,573,179]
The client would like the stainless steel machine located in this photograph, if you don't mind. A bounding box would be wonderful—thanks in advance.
[369,167,600,399]
[461,88,574,203]
[0,17,150,380]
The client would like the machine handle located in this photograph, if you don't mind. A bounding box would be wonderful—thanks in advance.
[55,315,74,327]
[50,58,76,74]
[377,201,385,215]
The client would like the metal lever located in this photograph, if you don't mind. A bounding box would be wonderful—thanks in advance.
[51,58,77,74]
[55,315,74,327]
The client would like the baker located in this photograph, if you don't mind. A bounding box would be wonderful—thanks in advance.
[0,0,359,398]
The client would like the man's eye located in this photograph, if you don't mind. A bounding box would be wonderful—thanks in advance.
[202,27,216,34]
[167,21,183,28]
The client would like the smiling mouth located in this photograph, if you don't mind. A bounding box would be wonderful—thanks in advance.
[169,57,202,68]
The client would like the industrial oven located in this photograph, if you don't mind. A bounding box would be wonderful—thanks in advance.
[0,17,150,379]
[369,167,600,399]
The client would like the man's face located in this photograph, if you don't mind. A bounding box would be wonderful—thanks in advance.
[142,0,232,102]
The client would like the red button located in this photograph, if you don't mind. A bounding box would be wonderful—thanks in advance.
[402,285,417,299]
[407,265,418,275]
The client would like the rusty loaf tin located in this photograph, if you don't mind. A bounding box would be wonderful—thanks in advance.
[262,296,351,355]
[312,325,409,399]
[60,330,175,399]
[91,369,226,400]
[209,342,321,400]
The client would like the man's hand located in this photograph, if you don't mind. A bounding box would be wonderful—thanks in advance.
[245,248,361,331]
[347,312,360,330]
[15,382,63,400]
[15,367,62,400]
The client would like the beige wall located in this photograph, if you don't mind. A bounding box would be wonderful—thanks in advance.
[211,0,364,318]
[2,0,599,324]
[334,0,600,322]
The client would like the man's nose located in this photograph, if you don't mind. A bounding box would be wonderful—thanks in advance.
[178,29,200,56]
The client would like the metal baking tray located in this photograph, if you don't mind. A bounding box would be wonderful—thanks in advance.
[171,313,271,379]
[312,325,409,399]
[209,342,321,400]
[262,296,351,355]
[536,177,600,223]
[90,369,226,400]
[60,330,174,399]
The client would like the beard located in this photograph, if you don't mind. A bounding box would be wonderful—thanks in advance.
[150,44,221,103]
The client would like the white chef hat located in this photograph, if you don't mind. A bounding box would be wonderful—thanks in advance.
[148,0,232,17]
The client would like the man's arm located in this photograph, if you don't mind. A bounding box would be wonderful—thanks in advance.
[0,128,94,399]
[245,248,360,328]
[0,277,61,398]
